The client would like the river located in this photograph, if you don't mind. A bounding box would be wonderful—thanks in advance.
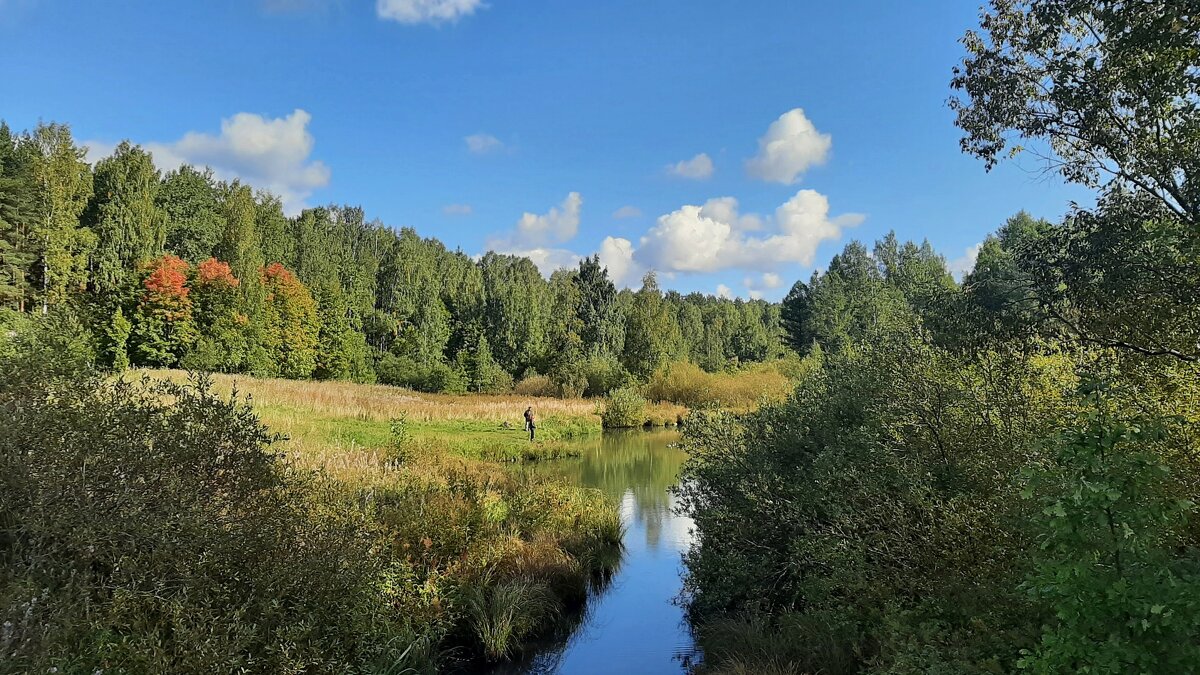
[492,429,698,674]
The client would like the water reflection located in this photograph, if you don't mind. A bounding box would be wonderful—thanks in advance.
[495,430,697,674]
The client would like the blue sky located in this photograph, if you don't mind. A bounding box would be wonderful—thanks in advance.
[0,0,1089,299]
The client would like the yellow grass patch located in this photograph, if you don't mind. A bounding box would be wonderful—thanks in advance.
[139,368,600,423]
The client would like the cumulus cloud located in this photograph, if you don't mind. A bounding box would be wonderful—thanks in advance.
[513,192,582,247]
[443,203,473,216]
[666,152,714,180]
[465,133,504,154]
[86,109,330,215]
[745,108,831,184]
[743,272,784,297]
[486,192,584,276]
[947,242,983,279]
[716,284,734,300]
[376,0,485,24]
[632,190,863,275]
[612,205,642,219]
[598,236,640,287]
[516,247,582,276]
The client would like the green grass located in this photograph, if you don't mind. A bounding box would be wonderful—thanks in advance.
[256,402,597,466]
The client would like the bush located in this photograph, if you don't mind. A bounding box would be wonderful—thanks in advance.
[376,353,425,388]
[581,352,634,397]
[601,386,647,428]
[376,354,469,394]
[426,359,469,394]
[0,367,395,673]
[644,360,795,410]
[513,373,561,398]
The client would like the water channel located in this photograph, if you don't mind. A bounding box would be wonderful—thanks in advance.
[493,429,697,674]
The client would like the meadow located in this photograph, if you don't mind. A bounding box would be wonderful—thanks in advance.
[141,368,689,467]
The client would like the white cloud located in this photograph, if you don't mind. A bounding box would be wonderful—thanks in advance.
[598,236,640,287]
[716,284,734,300]
[514,247,582,276]
[486,192,584,276]
[947,242,983,279]
[699,196,764,231]
[87,109,330,215]
[632,190,863,275]
[512,192,582,246]
[666,152,714,180]
[612,205,642,219]
[743,272,785,297]
[443,203,473,215]
[376,0,485,24]
[465,133,504,154]
[745,108,831,184]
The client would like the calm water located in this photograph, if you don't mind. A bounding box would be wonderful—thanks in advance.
[494,429,697,674]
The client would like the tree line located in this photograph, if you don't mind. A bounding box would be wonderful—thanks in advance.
[0,127,786,393]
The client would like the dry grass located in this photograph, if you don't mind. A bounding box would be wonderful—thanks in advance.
[140,369,600,424]
[644,361,798,411]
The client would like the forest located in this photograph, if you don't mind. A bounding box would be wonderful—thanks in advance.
[679,1,1200,673]
[0,127,784,396]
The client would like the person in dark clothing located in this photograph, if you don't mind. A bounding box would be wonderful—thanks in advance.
[524,406,535,441]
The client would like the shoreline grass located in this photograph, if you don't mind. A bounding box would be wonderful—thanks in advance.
[127,368,629,668]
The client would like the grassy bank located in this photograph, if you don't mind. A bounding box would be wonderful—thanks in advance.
[101,370,632,670]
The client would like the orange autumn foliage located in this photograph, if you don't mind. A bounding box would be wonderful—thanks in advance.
[142,254,192,321]
[196,257,240,288]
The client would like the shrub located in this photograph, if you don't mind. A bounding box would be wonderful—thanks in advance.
[581,352,634,397]
[0,367,394,673]
[601,386,647,428]
[644,360,794,410]
[426,359,469,394]
[376,354,470,394]
[376,353,424,388]
[513,373,561,398]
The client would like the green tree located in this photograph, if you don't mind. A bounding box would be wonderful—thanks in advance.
[951,0,1200,361]
[479,252,549,374]
[86,141,166,293]
[158,165,223,263]
[622,271,681,379]
[27,123,94,311]
[260,262,320,379]
[575,255,623,356]
[0,176,35,311]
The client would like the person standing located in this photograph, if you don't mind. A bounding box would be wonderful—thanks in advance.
[524,406,536,441]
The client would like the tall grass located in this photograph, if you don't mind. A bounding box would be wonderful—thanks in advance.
[464,579,561,660]
[643,360,800,411]
[140,368,601,424]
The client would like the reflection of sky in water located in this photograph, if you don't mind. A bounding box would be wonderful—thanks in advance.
[494,431,697,675]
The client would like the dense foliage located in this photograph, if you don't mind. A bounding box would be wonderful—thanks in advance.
[0,130,785,391]
[680,1,1200,672]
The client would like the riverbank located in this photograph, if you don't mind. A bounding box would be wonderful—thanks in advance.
[134,369,688,670]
